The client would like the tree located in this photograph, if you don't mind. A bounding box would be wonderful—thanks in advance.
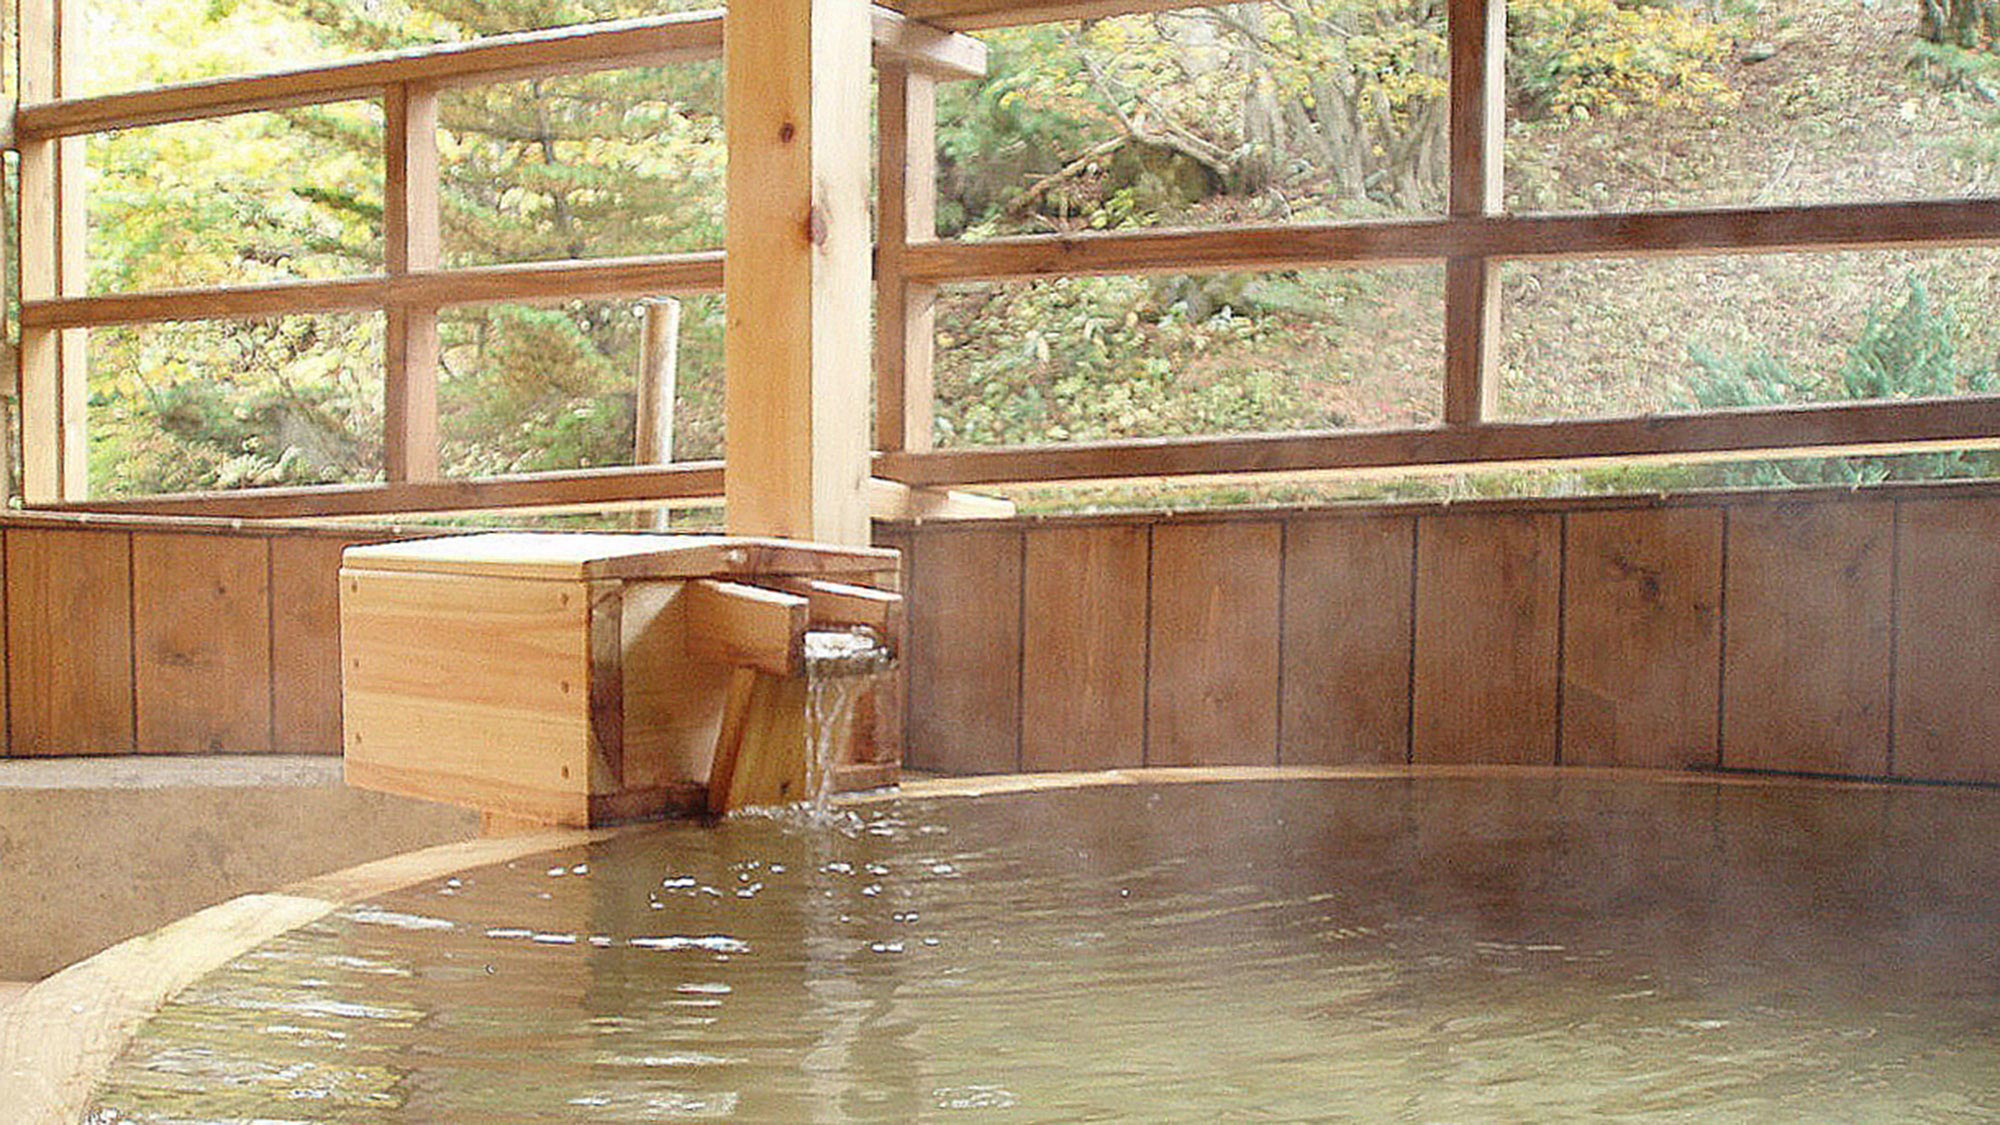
[86,0,729,493]
[1921,0,2000,52]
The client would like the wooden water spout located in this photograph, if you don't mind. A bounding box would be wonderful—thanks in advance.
[339,533,902,828]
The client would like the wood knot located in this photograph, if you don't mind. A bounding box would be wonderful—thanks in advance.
[807,205,829,247]
[778,121,796,142]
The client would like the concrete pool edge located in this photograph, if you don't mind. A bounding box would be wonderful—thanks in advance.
[0,826,636,1125]
[0,764,1928,1122]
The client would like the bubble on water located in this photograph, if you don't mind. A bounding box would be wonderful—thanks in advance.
[629,935,751,954]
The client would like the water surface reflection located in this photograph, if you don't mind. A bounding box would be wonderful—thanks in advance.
[90,776,2000,1121]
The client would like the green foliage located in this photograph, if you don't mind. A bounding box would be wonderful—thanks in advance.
[90,315,383,494]
[1918,0,2000,52]
[1677,273,1999,486]
[61,0,2000,512]
[83,0,728,495]
[1508,0,1743,121]
[934,272,1383,447]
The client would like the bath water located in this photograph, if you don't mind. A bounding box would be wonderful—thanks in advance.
[88,775,2000,1122]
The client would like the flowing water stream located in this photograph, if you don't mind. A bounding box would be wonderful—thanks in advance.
[86,775,2000,1122]
[800,630,897,815]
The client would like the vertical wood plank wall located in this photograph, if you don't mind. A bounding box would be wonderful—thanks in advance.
[897,482,2000,787]
[6,482,2000,788]
[1,516,398,757]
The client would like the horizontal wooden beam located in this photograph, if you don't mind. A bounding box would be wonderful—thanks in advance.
[15,7,984,140]
[889,0,1210,31]
[39,462,726,519]
[22,276,387,330]
[685,579,810,677]
[873,396,2000,487]
[18,252,725,329]
[903,200,2000,284]
[397,252,725,308]
[17,15,728,138]
[870,8,989,79]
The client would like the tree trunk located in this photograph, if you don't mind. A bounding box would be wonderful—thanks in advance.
[1920,0,2000,50]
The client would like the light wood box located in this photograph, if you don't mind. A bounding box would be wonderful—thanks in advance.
[340,533,899,827]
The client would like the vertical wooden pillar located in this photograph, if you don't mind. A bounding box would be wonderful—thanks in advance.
[874,62,939,455]
[17,0,89,501]
[1,14,10,507]
[384,82,442,483]
[1441,0,1505,427]
[724,0,874,546]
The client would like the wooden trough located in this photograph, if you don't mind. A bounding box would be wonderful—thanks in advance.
[339,533,902,828]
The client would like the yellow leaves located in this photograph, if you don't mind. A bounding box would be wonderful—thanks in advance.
[1515,0,1742,119]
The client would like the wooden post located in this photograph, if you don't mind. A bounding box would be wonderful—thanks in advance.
[1442,0,1505,427]
[723,0,875,546]
[635,297,681,530]
[17,0,88,501]
[875,61,939,454]
[383,82,442,483]
[636,297,681,465]
[1,12,11,506]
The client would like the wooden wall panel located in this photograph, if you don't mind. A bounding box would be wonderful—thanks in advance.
[5,528,135,755]
[1412,511,1561,764]
[271,536,372,755]
[0,532,8,755]
[906,527,1022,774]
[1561,507,1723,770]
[1722,500,1892,776]
[1281,514,1414,765]
[1894,496,2000,783]
[1021,524,1148,771]
[133,533,274,753]
[1147,520,1282,767]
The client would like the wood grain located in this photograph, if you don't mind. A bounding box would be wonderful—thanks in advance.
[1722,500,1893,776]
[874,62,939,454]
[50,462,725,520]
[342,568,594,821]
[0,533,7,755]
[901,201,2000,285]
[619,579,731,792]
[1893,496,2000,783]
[1561,507,1723,770]
[905,527,1022,774]
[876,395,2000,489]
[20,254,726,331]
[1446,0,1504,216]
[1412,511,1561,765]
[1442,257,1499,425]
[15,0,87,503]
[19,9,983,140]
[723,0,874,544]
[1281,515,1415,766]
[5,528,135,755]
[1147,520,1282,767]
[1021,524,1148,771]
[684,579,809,676]
[133,534,273,753]
[271,535,372,755]
[384,81,442,484]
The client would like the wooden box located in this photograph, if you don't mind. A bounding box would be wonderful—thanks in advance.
[340,533,900,827]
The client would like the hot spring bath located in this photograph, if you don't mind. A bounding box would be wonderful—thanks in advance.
[59,769,2000,1121]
